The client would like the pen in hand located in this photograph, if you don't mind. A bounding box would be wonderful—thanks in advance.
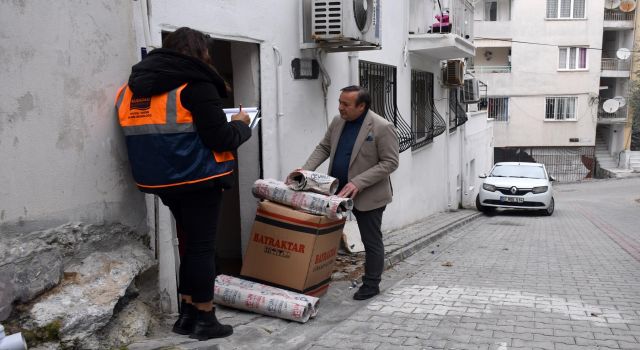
[231,103,250,125]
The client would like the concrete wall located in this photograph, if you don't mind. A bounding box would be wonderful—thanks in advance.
[474,0,602,148]
[0,0,147,234]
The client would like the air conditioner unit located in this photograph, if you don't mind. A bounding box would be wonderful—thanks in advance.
[311,0,381,48]
[462,78,480,103]
[443,60,464,86]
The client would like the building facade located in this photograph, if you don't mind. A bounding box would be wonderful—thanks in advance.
[472,0,606,181]
[0,0,493,309]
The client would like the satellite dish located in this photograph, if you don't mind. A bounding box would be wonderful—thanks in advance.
[614,96,627,107]
[617,48,631,60]
[620,0,637,12]
[605,0,621,9]
[603,99,620,113]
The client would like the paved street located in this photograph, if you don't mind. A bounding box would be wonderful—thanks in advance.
[304,177,640,350]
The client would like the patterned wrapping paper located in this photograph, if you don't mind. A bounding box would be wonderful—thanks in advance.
[213,274,320,323]
[251,179,353,220]
[285,169,339,195]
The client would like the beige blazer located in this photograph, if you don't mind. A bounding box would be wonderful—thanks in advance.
[303,110,400,211]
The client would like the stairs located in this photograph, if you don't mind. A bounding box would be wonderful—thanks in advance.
[595,136,619,170]
[630,151,640,172]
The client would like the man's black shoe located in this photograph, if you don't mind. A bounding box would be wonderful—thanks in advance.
[172,300,197,335]
[353,285,380,300]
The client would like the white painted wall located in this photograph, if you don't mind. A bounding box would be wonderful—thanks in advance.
[0,0,147,233]
[1,0,491,247]
[145,0,491,233]
[474,0,603,148]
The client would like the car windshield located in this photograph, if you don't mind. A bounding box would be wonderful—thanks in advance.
[490,164,547,179]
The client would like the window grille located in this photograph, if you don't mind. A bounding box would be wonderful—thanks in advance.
[559,47,587,70]
[411,70,446,150]
[494,146,595,182]
[359,61,413,153]
[480,97,509,121]
[547,0,585,19]
[545,96,577,120]
[449,88,468,132]
[484,0,497,21]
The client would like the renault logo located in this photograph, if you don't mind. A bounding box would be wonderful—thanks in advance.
[510,186,518,194]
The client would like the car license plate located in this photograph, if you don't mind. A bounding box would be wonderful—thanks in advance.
[500,196,524,203]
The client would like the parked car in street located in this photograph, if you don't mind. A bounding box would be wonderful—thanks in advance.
[476,162,555,216]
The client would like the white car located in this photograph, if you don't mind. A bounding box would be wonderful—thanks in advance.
[476,162,555,216]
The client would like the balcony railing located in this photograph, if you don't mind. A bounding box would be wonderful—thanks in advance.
[451,0,474,39]
[604,10,634,21]
[414,0,474,39]
[598,105,628,119]
[468,65,511,73]
[601,58,631,71]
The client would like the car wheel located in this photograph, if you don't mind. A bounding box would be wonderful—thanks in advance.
[476,195,494,214]
[541,197,554,216]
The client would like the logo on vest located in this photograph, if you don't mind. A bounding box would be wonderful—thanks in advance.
[130,96,151,111]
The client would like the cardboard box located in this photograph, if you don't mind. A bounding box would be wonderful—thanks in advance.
[241,200,345,296]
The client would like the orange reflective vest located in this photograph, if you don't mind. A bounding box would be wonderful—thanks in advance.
[115,83,235,193]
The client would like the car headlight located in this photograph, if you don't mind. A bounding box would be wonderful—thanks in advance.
[482,183,496,192]
[532,186,548,194]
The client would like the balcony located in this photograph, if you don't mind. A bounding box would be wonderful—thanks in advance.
[468,65,511,73]
[598,104,628,124]
[603,10,635,30]
[601,57,631,78]
[408,0,476,60]
[469,46,510,74]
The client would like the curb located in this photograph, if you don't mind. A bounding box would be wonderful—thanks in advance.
[384,212,483,269]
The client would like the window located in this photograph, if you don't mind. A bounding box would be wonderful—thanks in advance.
[359,61,413,152]
[411,70,446,150]
[480,97,509,121]
[449,88,468,132]
[484,0,497,21]
[559,47,587,70]
[545,97,577,120]
[547,0,586,19]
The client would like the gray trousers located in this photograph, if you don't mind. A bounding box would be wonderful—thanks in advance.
[353,205,386,288]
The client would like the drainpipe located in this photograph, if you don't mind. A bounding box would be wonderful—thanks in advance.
[348,51,359,85]
[445,93,452,211]
[273,46,284,119]
[459,122,465,208]
[273,46,284,179]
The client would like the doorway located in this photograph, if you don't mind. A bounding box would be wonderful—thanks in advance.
[209,38,262,275]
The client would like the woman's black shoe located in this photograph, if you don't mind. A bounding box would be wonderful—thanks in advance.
[190,308,233,340]
[172,300,197,335]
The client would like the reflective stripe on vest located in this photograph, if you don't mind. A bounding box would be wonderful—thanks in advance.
[115,83,235,190]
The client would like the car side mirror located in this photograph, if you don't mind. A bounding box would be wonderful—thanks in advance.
[549,175,555,182]
[478,174,487,179]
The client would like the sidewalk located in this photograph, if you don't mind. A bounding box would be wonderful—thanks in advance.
[127,209,482,350]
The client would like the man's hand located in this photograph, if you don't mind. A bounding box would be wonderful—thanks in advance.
[337,182,359,199]
[231,110,250,125]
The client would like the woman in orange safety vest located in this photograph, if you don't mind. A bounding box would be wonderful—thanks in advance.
[115,27,251,340]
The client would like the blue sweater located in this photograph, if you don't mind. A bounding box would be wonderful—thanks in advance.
[331,111,367,192]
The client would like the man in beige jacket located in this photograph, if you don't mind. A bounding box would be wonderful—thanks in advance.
[303,86,399,300]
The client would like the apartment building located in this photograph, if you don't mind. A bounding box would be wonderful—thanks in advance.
[599,0,639,174]
[471,0,605,181]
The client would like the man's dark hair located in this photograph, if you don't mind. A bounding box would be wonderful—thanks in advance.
[341,85,371,109]
[163,27,211,64]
